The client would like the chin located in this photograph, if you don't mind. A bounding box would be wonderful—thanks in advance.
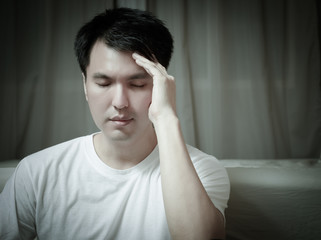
[106,129,138,142]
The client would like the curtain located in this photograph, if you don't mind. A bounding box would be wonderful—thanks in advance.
[0,0,320,161]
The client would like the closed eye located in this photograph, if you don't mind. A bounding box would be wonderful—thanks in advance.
[91,73,112,87]
[95,79,112,87]
[130,83,146,88]
[97,82,111,87]
[129,78,149,88]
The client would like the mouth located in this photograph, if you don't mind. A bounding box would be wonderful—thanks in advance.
[109,116,134,126]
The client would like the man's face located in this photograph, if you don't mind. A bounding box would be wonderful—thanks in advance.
[84,41,154,143]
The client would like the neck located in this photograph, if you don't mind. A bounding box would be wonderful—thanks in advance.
[93,130,157,170]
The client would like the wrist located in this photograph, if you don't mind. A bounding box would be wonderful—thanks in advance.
[153,114,180,134]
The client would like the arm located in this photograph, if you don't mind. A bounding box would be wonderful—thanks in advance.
[0,161,37,240]
[133,53,225,240]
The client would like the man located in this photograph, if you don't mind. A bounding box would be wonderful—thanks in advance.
[0,8,229,240]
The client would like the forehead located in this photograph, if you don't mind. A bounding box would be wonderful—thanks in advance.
[87,41,144,77]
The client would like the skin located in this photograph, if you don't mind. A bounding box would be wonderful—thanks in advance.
[83,40,225,239]
[83,40,157,169]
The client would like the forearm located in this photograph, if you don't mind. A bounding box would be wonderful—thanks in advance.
[154,116,225,240]
[133,53,225,238]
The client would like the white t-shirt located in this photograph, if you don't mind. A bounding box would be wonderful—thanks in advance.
[0,134,230,240]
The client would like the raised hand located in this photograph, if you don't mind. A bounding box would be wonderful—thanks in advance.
[133,53,225,239]
[132,53,177,124]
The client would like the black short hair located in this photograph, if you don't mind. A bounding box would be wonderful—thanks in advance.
[74,8,174,76]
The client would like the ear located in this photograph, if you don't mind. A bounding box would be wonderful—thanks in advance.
[82,73,88,101]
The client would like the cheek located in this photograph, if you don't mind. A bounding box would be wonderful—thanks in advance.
[131,91,152,112]
[142,92,152,107]
[87,92,111,114]
[141,91,153,106]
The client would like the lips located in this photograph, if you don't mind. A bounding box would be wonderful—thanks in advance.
[109,116,134,126]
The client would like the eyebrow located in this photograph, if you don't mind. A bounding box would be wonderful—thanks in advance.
[92,72,150,81]
[128,72,149,80]
[92,73,111,80]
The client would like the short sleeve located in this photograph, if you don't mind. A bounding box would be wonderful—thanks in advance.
[189,147,230,219]
[0,159,37,240]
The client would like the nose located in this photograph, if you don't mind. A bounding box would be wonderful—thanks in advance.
[112,84,129,110]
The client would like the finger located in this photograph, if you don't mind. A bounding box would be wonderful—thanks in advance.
[133,53,168,77]
[132,52,152,62]
[134,58,162,77]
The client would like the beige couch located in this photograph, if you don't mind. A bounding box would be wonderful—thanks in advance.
[1,159,321,240]
[221,159,321,240]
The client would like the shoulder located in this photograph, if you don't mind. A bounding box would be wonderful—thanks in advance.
[186,144,220,165]
[186,144,229,186]
[32,135,87,156]
[17,135,91,175]
[11,135,93,195]
[25,135,88,160]
[186,145,230,216]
